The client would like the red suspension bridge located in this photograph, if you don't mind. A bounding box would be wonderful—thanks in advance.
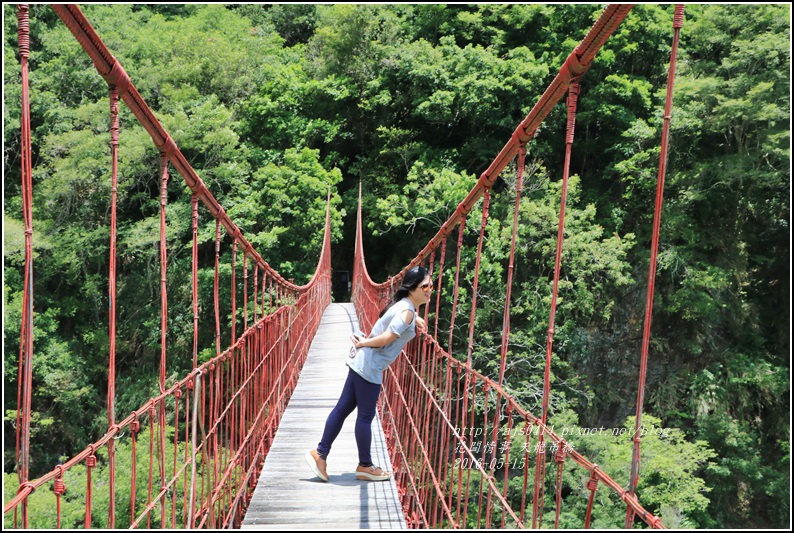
[7,3,685,529]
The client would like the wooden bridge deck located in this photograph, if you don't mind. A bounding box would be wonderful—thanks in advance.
[242,303,407,529]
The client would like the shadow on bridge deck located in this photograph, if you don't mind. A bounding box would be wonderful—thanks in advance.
[242,303,406,529]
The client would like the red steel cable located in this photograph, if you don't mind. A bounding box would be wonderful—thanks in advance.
[554,444,567,528]
[215,220,222,356]
[159,154,169,394]
[85,447,96,528]
[130,415,139,527]
[625,6,685,528]
[447,217,466,353]
[534,82,581,526]
[425,250,435,325]
[476,384,489,527]
[199,373,207,528]
[498,145,527,386]
[146,406,154,528]
[584,468,600,528]
[542,82,579,425]
[242,255,249,465]
[253,264,258,325]
[210,363,219,527]
[253,263,264,324]
[189,374,203,529]
[183,383,191,526]
[53,466,65,529]
[230,240,238,459]
[466,189,491,366]
[535,439,548,528]
[192,194,199,370]
[262,272,268,319]
[157,155,170,527]
[107,84,120,530]
[519,415,532,525]
[172,389,181,527]
[500,404,515,528]
[231,239,238,347]
[15,5,34,528]
[433,239,447,339]
[244,254,249,331]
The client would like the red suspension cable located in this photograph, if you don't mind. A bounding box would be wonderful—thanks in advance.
[542,82,579,426]
[85,447,96,527]
[253,264,258,326]
[447,217,467,353]
[54,466,65,529]
[215,220,222,356]
[534,82,581,527]
[425,250,435,325]
[466,189,491,366]
[554,443,568,528]
[159,154,170,394]
[15,5,34,528]
[192,194,199,370]
[584,468,600,528]
[244,254,249,331]
[498,144,527,386]
[433,238,447,340]
[625,6,685,528]
[107,83,120,530]
[157,154,170,527]
[231,239,238,347]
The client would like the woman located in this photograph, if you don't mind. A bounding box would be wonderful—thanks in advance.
[305,266,432,482]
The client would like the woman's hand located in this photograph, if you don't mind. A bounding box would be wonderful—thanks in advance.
[352,330,398,348]
[350,334,365,348]
[415,315,427,334]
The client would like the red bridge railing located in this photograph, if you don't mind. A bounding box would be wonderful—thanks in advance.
[7,4,332,529]
[353,4,685,528]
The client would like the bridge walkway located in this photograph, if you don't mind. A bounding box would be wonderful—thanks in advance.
[242,303,406,529]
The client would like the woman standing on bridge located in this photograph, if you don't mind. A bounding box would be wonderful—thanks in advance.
[306,266,431,482]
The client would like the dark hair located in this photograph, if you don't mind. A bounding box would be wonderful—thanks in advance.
[379,266,428,317]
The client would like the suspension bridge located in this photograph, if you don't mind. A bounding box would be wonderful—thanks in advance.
[7,4,685,529]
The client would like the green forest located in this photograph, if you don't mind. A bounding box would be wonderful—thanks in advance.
[3,4,790,529]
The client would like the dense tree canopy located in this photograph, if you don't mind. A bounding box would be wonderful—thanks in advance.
[4,4,789,528]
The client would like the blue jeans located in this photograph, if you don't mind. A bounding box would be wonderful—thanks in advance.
[317,368,381,465]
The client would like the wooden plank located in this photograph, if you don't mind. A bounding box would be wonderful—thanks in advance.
[242,303,406,529]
